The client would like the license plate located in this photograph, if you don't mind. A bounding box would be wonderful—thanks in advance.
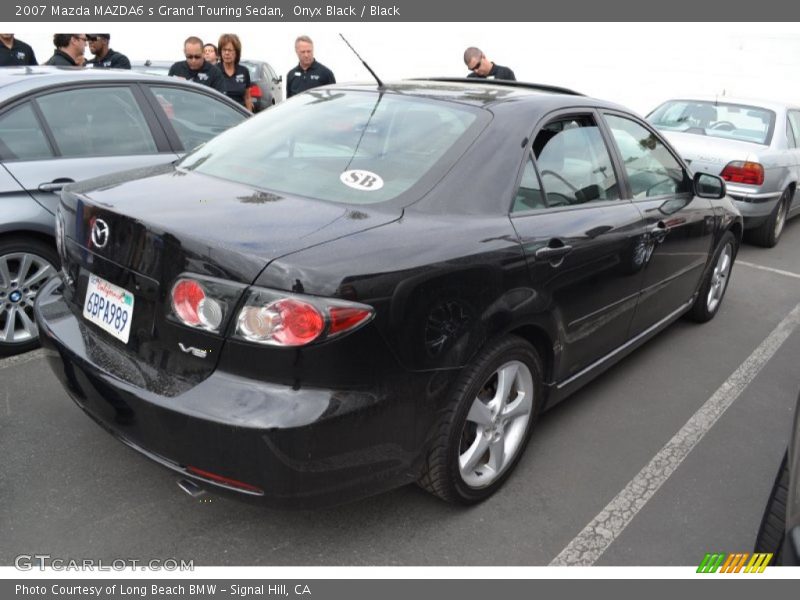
[82,273,135,343]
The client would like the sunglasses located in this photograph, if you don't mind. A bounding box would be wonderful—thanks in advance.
[185,54,203,60]
[469,58,483,72]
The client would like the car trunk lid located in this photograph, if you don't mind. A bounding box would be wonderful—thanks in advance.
[659,130,764,176]
[56,165,400,386]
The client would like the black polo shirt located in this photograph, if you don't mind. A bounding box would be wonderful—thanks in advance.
[168,60,225,93]
[44,50,78,67]
[220,64,251,108]
[467,63,516,81]
[90,49,131,69]
[0,38,37,66]
[286,60,336,98]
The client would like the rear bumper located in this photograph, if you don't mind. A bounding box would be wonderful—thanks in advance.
[34,278,435,507]
[726,189,781,227]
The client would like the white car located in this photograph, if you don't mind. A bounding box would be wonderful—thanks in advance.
[649,97,800,247]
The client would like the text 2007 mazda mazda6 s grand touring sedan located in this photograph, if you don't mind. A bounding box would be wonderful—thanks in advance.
[35,80,743,507]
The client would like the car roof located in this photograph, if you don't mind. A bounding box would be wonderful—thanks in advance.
[331,79,628,111]
[0,65,252,115]
[655,95,800,113]
[0,65,174,95]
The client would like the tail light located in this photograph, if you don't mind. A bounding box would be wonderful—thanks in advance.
[248,84,262,98]
[235,287,374,347]
[170,278,228,333]
[168,275,373,346]
[720,161,764,186]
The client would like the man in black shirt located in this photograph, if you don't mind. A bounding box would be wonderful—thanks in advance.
[463,47,516,81]
[286,35,336,99]
[87,34,131,69]
[168,36,225,93]
[0,34,37,66]
[44,34,87,67]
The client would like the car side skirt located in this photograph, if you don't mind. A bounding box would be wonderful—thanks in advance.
[545,298,695,408]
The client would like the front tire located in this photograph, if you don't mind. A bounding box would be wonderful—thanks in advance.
[754,451,788,562]
[0,236,59,357]
[688,231,736,323]
[418,335,543,504]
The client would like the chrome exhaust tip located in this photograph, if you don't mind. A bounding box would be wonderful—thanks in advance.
[177,478,206,498]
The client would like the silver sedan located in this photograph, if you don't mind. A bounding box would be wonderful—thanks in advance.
[648,97,800,247]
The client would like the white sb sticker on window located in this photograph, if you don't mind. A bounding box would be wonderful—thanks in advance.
[340,170,384,191]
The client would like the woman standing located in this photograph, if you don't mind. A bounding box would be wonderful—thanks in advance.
[218,34,252,112]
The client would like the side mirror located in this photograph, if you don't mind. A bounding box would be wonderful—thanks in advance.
[273,75,283,84]
[694,172,726,199]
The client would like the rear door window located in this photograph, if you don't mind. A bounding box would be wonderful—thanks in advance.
[36,87,157,157]
[532,115,620,207]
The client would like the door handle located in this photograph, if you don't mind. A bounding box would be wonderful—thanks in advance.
[535,242,573,266]
[38,178,75,193]
[648,221,668,243]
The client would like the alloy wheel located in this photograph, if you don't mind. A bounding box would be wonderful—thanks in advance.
[774,193,789,240]
[0,252,57,345]
[458,360,534,488]
[705,243,733,314]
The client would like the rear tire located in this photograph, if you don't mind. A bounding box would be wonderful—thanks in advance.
[688,231,736,323]
[0,236,59,357]
[418,335,543,504]
[748,188,791,248]
[754,451,788,562]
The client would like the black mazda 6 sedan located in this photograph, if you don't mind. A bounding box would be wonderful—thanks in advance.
[35,79,743,507]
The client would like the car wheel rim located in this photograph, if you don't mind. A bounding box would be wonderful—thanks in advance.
[706,243,732,314]
[0,252,56,346]
[774,194,788,239]
[458,360,534,488]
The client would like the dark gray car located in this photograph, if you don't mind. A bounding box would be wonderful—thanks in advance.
[0,66,250,355]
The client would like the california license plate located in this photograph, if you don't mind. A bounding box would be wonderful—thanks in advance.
[82,273,135,343]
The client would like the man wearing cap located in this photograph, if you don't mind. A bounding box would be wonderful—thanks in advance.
[168,36,225,93]
[0,34,37,66]
[87,34,131,69]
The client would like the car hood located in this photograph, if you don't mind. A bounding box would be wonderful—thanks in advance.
[659,130,764,175]
[61,163,401,284]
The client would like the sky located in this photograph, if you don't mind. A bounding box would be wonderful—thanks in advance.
[13,22,800,115]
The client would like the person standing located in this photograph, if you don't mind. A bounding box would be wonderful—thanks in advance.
[168,36,225,93]
[87,34,131,69]
[463,47,516,81]
[218,34,252,111]
[286,35,335,99]
[203,43,219,65]
[0,34,37,66]
[44,34,87,66]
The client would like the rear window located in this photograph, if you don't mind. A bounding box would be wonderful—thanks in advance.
[648,100,774,145]
[178,90,483,205]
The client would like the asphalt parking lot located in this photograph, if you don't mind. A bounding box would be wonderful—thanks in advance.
[1,219,799,567]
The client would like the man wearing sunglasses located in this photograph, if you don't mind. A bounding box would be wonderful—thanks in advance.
[44,34,87,66]
[87,34,131,69]
[168,36,225,93]
[463,47,516,81]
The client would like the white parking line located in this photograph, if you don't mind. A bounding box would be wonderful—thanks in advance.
[0,348,45,371]
[737,261,800,280]
[550,301,800,566]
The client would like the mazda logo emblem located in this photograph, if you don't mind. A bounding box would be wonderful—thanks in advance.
[91,219,110,249]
